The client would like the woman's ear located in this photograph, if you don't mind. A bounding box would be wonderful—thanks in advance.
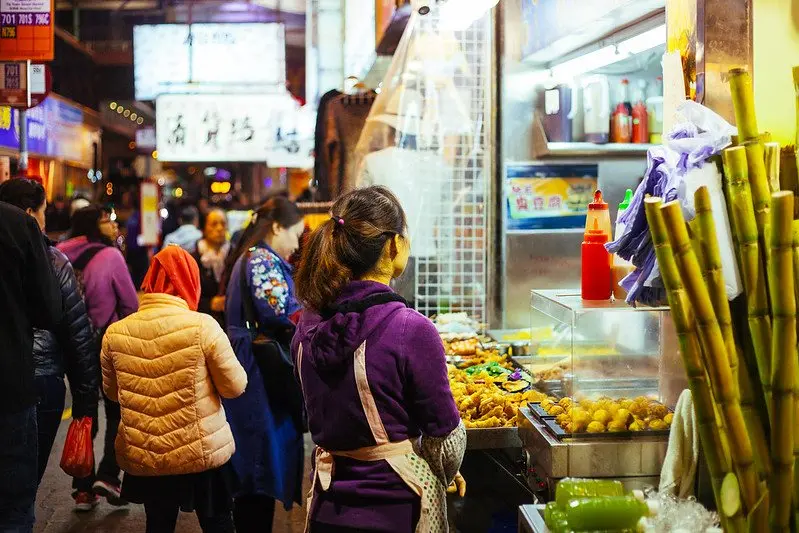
[389,234,401,260]
[272,221,281,235]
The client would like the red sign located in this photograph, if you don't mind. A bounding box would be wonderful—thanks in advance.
[0,0,54,61]
[0,61,49,107]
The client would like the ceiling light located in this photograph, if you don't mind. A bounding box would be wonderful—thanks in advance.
[123,110,131,117]
[131,113,138,120]
[137,117,144,125]
[109,102,117,110]
[117,106,124,114]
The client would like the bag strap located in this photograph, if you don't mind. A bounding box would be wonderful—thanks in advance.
[72,244,105,271]
[239,250,259,336]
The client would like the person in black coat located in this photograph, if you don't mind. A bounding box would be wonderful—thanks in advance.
[0,184,61,533]
[0,179,99,483]
[193,208,230,325]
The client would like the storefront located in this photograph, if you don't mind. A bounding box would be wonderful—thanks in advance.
[336,0,799,529]
[0,94,102,200]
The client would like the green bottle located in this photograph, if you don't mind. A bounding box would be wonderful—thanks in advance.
[565,495,649,530]
[555,478,625,508]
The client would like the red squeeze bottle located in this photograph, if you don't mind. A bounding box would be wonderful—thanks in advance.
[582,219,612,300]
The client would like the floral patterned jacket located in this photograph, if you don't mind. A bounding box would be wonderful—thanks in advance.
[245,243,302,331]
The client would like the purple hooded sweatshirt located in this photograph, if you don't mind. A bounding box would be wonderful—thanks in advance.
[57,237,139,329]
[292,281,460,532]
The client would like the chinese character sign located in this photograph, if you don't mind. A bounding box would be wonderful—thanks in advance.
[155,93,299,162]
[0,0,54,61]
[506,163,598,230]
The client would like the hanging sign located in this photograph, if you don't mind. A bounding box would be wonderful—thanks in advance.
[0,61,25,105]
[505,163,598,231]
[155,93,301,163]
[139,181,160,246]
[0,0,55,61]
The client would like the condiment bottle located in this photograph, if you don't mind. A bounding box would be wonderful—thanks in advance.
[582,219,612,300]
[612,189,635,299]
[632,81,649,144]
[586,190,612,239]
[611,78,632,143]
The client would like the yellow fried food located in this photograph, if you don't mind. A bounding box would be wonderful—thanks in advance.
[619,399,633,410]
[650,404,669,419]
[556,413,570,426]
[541,399,554,411]
[613,408,633,425]
[664,412,674,425]
[558,397,573,409]
[572,410,591,427]
[586,421,606,433]
[629,419,646,431]
[607,421,627,432]
[548,405,565,416]
[648,419,668,431]
[592,409,611,425]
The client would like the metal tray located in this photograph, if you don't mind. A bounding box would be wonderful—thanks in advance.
[542,418,670,440]
[528,403,553,419]
[466,427,522,450]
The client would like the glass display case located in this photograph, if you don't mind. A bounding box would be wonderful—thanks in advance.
[529,289,684,409]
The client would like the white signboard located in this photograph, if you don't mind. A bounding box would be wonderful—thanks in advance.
[155,93,300,163]
[134,23,286,101]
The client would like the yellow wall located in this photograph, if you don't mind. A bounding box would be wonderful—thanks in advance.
[753,0,799,146]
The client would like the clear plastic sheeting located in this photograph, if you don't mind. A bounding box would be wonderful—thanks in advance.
[353,0,492,324]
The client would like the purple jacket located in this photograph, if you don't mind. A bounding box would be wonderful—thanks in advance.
[57,237,139,329]
[292,281,460,531]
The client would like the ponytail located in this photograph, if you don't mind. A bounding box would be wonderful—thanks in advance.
[296,186,406,311]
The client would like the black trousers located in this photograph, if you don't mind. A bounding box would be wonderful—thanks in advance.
[144,501,234,533]
[233,495,275,533]
[0,405,37,533]
[73,391,121,492]
[34,376,66,483]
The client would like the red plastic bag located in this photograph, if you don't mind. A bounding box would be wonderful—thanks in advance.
[60,416,94,478]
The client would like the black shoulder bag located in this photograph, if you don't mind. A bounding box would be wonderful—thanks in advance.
[239,252,306,430]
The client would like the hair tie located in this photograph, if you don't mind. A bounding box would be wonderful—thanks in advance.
[331,215,345,226]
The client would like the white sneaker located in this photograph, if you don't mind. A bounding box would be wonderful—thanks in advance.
[91,480,128,506]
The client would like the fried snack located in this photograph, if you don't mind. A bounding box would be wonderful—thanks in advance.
[664,412,674,425]
[607,421,627,432]
[592,409,611,425]
[548,405,565,416]
[448,337,480,356]
[648,419,669,431]
[586,421,606,433]
[449,365,538,429]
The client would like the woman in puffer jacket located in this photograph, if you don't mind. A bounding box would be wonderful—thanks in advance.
[101,245,247,533]
[0,178,99,483]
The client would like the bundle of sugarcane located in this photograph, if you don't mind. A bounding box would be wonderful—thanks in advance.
[643,66,799,531]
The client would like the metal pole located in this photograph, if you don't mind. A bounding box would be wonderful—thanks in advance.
[19,108,27,173]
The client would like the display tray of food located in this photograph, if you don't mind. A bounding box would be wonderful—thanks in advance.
[530,395,673,438]
[448,354,546,450]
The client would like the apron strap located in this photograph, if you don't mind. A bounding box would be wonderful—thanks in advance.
[353,341,389,445]
[297,343,305,396]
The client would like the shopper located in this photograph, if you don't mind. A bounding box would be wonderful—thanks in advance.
[0,196,62,533]
[0,179,99,483]
[163,205,203,253]
[193,208,230,321]
[292,186,466,533]
[102,246,247,533]
[221,196,306,533]
[58,205,139,510]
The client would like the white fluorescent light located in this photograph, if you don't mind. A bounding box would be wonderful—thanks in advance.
[438,0,500,31]
[518,24,666,86]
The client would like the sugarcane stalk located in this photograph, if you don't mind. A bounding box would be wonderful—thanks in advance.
[782,147,799,219]
[743,141,772,243]
[729,68,759,143]
[645,197,744,533]
[659,200,760,515]
[767,191,796,529]
[694,187,770,482]
[792,220,799,509]
[765,142,781,193]
[723,147,773,415]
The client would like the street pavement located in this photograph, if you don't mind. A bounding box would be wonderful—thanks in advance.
[34,412,310,533]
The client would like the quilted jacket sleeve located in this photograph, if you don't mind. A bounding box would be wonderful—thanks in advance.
[201,315,247,399]
[101,334,119,403]
[53,250,99,418]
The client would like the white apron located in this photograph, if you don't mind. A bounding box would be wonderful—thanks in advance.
[298,341,450,532]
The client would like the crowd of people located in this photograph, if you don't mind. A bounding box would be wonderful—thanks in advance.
[0,179,466,533]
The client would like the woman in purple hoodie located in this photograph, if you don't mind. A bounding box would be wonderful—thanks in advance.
[292,186,466,533]
[57,204,139,510]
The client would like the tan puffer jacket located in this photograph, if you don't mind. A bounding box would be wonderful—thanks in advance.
[101,293,247,477]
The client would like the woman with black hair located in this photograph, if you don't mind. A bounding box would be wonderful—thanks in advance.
[0,179,99,485]
[220,196,306,533]
[57,204,139,511]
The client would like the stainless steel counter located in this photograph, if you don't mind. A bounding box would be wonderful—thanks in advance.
[518,407,668,500]
[519,505,548,533]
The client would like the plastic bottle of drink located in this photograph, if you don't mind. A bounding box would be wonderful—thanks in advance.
[611,79,632,143]
[555,478,625,508]
[632,81,649,144]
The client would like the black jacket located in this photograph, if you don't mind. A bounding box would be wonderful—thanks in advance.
[33,244,99,418]
[0,202,62,412]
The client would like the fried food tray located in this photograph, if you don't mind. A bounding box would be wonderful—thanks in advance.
[527,404,671,440]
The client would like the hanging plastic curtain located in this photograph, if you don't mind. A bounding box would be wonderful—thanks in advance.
[352,0,492,322]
